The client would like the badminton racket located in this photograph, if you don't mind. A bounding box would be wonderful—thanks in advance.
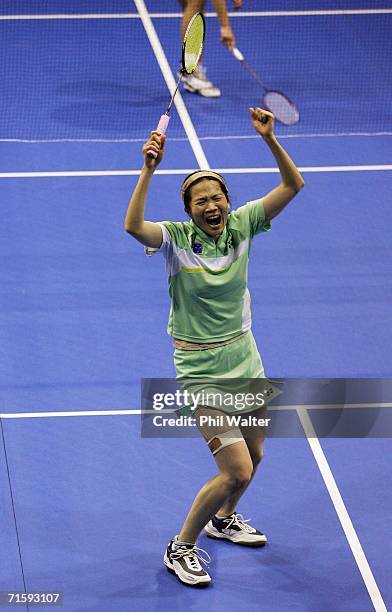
[232,48,299,126]
[147,12,205,158]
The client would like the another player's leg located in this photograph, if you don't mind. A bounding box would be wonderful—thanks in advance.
[179,0,221,97]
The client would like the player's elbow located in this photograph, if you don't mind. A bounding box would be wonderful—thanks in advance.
[287,178,305,194]
[296,173,305,191]
[124,222,142,236]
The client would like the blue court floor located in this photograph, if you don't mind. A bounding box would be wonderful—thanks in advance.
[1,2,391,611]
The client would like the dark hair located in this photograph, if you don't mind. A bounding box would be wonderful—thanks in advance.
[182,172,230,213]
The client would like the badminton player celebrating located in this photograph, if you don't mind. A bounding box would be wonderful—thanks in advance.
[125,108,304,587]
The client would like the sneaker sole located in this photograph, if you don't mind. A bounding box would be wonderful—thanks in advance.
[163,551,211,588]
[204,526,267,547]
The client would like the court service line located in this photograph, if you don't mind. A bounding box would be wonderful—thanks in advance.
[1,165,391,179]
[1,402,391,419]
[161,9,392,17]
[215,165,392,173]
[198,132,392,141]
[1,9,391,20]
[1,133,392,144]
[297,407,387,612]
[0,13,141,20]
[1,132,392,144]
[133,0,209,170]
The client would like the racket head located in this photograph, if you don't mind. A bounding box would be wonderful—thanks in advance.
[264,91,299,126]
[182,12,205,74]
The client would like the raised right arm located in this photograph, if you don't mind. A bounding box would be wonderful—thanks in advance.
[124,132,165,248]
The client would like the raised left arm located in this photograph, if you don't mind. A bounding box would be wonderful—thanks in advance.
[249,107,305,222]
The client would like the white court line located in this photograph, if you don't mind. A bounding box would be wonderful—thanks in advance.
[0,402,390,419]
[297,407,387,612]
[133,0,209,170]
[0,410,149,419]
[1,165,392,179]
[0,13,140,20]
[198,132,392,141]
[162,9,392,17]
[1,132,392,144]
[214,165,392,173]
[1,10,391,20]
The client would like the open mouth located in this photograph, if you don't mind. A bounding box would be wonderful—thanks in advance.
[205,214,221,227]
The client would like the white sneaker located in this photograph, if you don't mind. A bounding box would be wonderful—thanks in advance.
[204,512,267,547]
[164,536,212,587]
[181,64,221,98]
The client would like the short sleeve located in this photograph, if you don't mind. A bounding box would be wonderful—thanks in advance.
[145,221,192,277]
[144,222,172,257]
[230,199,271,239]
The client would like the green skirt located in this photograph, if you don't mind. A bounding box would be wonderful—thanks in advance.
[174,331,267,415]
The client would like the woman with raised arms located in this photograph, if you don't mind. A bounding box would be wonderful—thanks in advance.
[125,107,304,587]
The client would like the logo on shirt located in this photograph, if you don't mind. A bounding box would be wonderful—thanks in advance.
[192,242,203,254]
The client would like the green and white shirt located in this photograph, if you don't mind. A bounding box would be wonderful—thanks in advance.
[146,199,271,343]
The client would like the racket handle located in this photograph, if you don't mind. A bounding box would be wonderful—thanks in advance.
[232,47,244,62]
[156,114,170,134]
[147,114,170,159]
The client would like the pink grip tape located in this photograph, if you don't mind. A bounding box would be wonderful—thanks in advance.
[156,114,170,134]
[147,114,170,159]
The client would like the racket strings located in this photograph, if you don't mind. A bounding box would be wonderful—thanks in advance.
[183,13,205,74]
[264,91,299,126]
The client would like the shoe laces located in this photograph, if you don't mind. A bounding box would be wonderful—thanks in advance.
[171,544,211,570]
[224,513,255,533]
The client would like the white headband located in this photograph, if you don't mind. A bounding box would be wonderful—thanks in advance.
[181,171,227,200]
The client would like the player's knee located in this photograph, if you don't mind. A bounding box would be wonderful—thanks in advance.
[222,466,252,491]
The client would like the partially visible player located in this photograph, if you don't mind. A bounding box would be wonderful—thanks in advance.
[124,108,305,586]
[178,0,242,97]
